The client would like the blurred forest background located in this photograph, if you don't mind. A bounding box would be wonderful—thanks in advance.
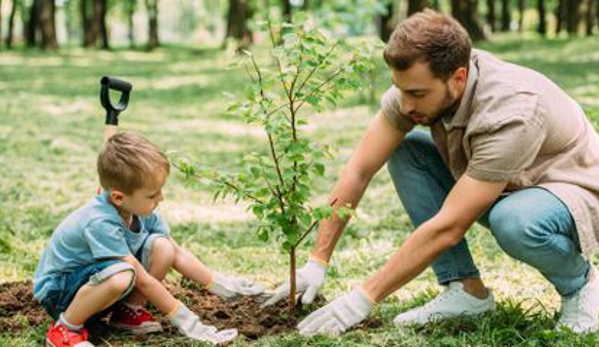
[1,0,597,52]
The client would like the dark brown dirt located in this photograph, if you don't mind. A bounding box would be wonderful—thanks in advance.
[0,279,382,342]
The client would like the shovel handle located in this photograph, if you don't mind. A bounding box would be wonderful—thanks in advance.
[100,76,132,127]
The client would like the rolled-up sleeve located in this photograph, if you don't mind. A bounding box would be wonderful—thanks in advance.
[380,86,416,133]
[466,93,546,182]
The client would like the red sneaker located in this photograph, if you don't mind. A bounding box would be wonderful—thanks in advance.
[109,303,163,334]
[46,323,93,347]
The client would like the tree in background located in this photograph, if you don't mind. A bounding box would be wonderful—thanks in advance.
[537,0,547,35]
[224,0,253,50]
[376,1,395,42]
[38,0,58,49]
[451,0,486,40]
[501,0,511,31]
[5,0,19,48]
[123,0,137,48]
[81,0,109,49]
[487,0,497,31]
[145,0,159,49]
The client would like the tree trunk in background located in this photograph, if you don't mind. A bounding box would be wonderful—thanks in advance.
[518,0,526,31]
[537,0,547,35]
[501,0,511,31]
[6,0,18,48]
[125,0,136,48]
[377,2,395,42]
[585,0,595,35]
[26,0,40,47]
[566,0,582,34]
[81,0,96,47]
[282,0,292,22]
[224,0,252,50]
[487,0,496,31]
[38,0,58,49]
[94,0,109,49]
[451,0,486,40]
[0,0,3,48]
[408,0,428,15]
[146,0,159,49]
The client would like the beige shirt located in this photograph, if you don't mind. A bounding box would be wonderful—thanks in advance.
[381,49,599,257]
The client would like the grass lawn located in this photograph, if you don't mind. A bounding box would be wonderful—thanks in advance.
[1,34,599,346]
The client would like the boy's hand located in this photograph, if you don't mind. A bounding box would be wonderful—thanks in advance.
[169,301,238,344]
[207,272,265,300]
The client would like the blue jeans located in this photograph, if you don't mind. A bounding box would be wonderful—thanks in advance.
[387,129,590,297]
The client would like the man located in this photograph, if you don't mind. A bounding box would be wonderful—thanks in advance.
[263,9,599,335]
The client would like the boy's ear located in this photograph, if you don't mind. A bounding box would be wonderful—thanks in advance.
[110,189,126,206]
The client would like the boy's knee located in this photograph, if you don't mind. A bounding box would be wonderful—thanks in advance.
[103,267,136,295]
[151,236,176,262]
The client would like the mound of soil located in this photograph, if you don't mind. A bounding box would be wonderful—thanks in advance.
[0,279,382,342]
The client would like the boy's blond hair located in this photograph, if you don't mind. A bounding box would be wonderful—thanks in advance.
[97,132,170,194]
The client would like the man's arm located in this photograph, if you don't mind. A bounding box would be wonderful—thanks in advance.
[362,175,507,301]
[311,111,405,262]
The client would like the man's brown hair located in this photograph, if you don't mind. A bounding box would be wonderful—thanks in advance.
[97,132,170,194]
[383,9,472,80]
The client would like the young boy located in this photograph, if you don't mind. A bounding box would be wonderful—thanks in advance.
[34,132,264,346]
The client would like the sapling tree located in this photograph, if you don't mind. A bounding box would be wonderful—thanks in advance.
[176,14,374,313]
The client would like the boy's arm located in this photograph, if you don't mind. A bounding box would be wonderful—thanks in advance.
[169,238,265,299]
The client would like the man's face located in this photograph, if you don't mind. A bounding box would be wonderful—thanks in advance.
[391,61,466,126]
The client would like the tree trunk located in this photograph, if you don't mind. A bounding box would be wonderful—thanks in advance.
[376,2,394,43]
[585,0,594,34]
[224,0,252,51]
[94,0,109,49]
[81,0,96,47]
[518,0,526,31]
[289,248,296,314]
[501,0,511,31]
[566,0,582,35]
[282,0,292,23]
[537,0,547,35]
[451,0,486,40]
[26,0,40,47]
[0,0,3,48]
[408,0,428,16]
[6,0,18,48]
[487,0,496,31]
[38,0,58,49]
[126,0,136,48]
[146,0,159,50]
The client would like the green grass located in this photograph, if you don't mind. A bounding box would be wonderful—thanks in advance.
[1,34,599,346]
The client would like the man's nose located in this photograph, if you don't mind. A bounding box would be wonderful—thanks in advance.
[400,96,415,115]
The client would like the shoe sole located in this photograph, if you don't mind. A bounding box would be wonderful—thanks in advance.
[109,322,163,335]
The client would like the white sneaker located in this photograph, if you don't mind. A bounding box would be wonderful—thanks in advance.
[556,267,599,334]
[393,281,495,326]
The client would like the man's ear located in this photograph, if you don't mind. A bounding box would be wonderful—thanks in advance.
[452,67,468,89]
[110,189,126,206]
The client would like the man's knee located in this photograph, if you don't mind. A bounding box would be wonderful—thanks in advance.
[489,203,550,257]
[388,130,432,174]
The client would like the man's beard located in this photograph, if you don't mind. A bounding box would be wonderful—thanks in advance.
[405,88,459,126]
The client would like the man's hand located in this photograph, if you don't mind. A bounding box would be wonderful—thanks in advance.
[169,301,238,344]
[298,288,374,336]
[262,258,327,307]
[207,272,265,300]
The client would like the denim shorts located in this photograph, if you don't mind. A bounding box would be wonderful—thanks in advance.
[39,259,135,322]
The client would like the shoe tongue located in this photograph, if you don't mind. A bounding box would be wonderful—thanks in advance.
[448,281,465,291]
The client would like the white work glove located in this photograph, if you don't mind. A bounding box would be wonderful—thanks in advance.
[298,288,374,336]
[262,257,327,307]
[169,302,238,344]
[207,272,265,300]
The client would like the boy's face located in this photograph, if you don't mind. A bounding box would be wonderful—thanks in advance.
[111,171,168,217]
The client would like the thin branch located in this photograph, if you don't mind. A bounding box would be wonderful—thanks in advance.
[295,40,340,97]
[258,157,287,215]
[294,68,343,113]
[172,162,265,205]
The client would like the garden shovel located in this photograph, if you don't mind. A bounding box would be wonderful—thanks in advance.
[100,76,132,142]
